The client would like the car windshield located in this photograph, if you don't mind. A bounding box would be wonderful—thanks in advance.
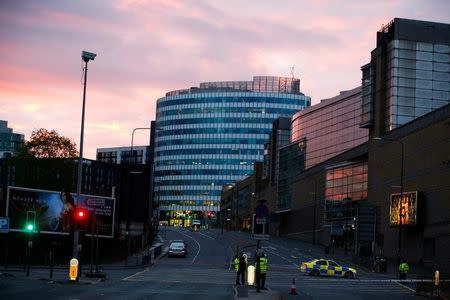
[170,242,185,249]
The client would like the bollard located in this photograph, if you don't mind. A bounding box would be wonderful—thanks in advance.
[49,251,54,279]
[69,258,79,281]
[434,270,440,296]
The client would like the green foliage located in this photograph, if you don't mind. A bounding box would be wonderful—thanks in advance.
[18,128,78,158]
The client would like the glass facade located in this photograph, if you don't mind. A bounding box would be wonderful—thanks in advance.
[155,76,310,213]
[277,142,304,210]
[385,40,450,130]
[291,87,368,170]
[325,161,368,221]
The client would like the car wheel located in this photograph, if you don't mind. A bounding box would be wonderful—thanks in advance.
[311,269,320,276]
[345,271,354,279]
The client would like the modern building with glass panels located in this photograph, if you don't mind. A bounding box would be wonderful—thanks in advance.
[361,18,450,132]
[291,87,368,170]
[154,76,310,224]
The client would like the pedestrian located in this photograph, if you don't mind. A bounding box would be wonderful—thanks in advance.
[260,253,268,289]
[236,252,247,285]
[399,259,409,280]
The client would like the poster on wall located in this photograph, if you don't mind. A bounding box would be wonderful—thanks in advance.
[389,191,418,226]
[6,186,115,238]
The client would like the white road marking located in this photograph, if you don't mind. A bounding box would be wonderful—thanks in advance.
[197,232,215,240]
[175,229,201,265]
[121,267,149,281]
[395,281,416,292]
[291,255,297,259]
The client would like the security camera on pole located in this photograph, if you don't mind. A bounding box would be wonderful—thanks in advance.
[72,50,97,275]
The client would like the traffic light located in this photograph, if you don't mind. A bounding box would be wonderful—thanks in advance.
[73,207,89,231]
[25,211,36,233]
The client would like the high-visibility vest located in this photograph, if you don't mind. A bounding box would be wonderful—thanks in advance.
[233,258,239,272]
[260,257,267,273]
[399,263,409,273]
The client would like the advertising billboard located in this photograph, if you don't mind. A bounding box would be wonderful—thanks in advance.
[389,191,418,226]
[6,186,115,238]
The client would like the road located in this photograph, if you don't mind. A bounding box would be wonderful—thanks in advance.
[0,228,427,299]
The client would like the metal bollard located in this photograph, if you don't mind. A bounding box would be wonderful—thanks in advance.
[49,251,54,279]
[434,270,440,296]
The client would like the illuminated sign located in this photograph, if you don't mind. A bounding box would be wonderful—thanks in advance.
[389,191,418,226]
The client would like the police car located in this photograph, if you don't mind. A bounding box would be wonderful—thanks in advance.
[300,259,357,279]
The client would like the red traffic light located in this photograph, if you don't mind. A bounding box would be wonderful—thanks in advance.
[74,207,88,221]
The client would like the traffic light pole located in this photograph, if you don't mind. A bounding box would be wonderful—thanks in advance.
[74,58,89,259]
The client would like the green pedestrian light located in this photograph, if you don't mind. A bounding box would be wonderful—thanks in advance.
[25,211,36,233]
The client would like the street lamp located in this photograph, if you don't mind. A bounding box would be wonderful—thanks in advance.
[373,137,404,268]
[74,50,97,259]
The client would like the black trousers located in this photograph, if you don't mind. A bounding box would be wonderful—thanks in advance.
[236,270,245,284]
[261,273,266,288]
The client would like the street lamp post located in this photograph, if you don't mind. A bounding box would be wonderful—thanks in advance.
[74,50,97,259]
[310,180,317,246]
[373,137,404,268]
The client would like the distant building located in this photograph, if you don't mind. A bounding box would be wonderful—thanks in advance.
[155,76,310,226]
[97,146,150,164]
[0,120,24,158]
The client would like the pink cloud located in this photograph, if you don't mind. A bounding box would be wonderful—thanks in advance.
[1,0,449,159]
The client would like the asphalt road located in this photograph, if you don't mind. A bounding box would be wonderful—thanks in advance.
[0,228,429,300]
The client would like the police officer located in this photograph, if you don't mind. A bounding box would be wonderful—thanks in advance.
[260,253,268,289]
[233,254,240,285]
[235,253,247,285]
[399,260,409,280]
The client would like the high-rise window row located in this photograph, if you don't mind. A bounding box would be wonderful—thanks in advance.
[385,40,449,130]
[155,76,310,214]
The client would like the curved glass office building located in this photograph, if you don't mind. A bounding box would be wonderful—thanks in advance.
[154,76,310,226]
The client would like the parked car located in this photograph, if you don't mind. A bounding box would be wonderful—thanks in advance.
[168,241,187,257]
[300,258,357,278]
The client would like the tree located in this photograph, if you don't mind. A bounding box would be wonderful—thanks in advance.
[19,128,78,158]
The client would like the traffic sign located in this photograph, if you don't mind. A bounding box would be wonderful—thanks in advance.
[255,203,269,218]
[0,217,9,233]
[256,218,266,225]
[252,234,270,240]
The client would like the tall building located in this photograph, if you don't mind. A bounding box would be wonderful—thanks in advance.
[0,120,24,158]
[155,76,310,226]
[361,18,450,135]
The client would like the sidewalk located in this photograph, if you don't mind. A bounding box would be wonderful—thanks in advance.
[0,236,169,283]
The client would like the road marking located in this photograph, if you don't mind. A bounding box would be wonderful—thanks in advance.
[175,229,201,265]
[121,267,149,281]
[197,231,215,240]
[395,281,416,292]
[291,255,297,259]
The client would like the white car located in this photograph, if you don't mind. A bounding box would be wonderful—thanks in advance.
[168,241,187,257]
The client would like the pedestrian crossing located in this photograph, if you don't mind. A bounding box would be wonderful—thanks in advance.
[122,265,414,297]
[123,266,235,285]
[268,275,415,295]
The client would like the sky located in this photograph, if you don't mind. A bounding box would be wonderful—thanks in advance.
[1,0,449,159]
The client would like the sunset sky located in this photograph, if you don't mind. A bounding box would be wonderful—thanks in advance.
[1,0,449,159]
